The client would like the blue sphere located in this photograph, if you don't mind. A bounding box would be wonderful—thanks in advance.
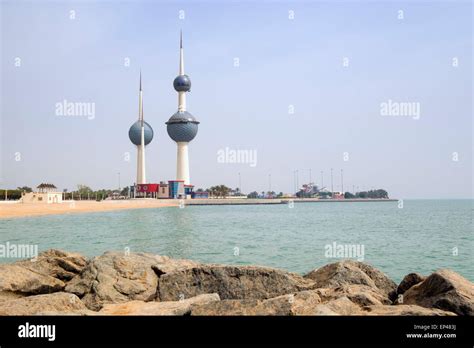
[129,120,154,146]
[166,111,199,142]
[173,75,191,92]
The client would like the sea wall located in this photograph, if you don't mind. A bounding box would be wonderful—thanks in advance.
[0,249,472,316]
[185,198,398,206]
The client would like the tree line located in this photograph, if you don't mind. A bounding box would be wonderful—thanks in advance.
[1,185,389,200]
[0,185,130,201]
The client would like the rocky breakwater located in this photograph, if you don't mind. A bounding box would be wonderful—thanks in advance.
[0,249,472,316]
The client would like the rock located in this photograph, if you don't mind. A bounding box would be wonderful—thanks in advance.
[158,264,314,302]
[191,290,322,315]
[191,299,260,315]
[314,284,391,307]
[151,257,199,276]
[0,264,65,300]
[65,251,197,310]
[0,292,88,315]
[99,293,220,315]
[275,290,323,315]
[304,260,397,298]
[254,291,323,315]
[15,249,87,282]
[401,269,474,315]
[37,310,95,315]
[312,297,363,315]
[397,273,425,295]
[363,305,456,316]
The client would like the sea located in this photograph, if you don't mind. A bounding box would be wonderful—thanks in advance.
[0,199,472,283]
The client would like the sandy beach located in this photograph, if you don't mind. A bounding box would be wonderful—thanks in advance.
[0,200,179,219]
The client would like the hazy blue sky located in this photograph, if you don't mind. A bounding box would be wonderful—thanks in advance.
[1,0,472,198]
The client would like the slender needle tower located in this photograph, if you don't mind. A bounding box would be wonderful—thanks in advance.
[166,31,199,185]
[129,72,154,186]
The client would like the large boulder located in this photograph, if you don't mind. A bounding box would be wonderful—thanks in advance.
[363,305,456,316]
[401,269,474,315]
[15,249,87,282]
[65,251,197,310]
[397,273,425,296]
[0,292,89,315]
[304,260,397,298]
[99,293,220,315]
[157,264,314,302]
[0,264,65,300]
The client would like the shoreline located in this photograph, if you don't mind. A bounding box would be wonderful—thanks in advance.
[0,198,398,219]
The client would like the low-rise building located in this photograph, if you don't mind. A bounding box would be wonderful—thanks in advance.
[21,183,63,204]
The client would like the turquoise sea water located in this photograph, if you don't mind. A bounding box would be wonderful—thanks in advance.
[0,199,472,283]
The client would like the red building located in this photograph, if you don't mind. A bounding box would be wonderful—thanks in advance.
[136,183,159,193]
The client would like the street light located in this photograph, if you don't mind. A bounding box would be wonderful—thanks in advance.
[293,170,296,195]
[238,172,241,194]
[296,170,299,192]
[341,169,344,194]
[330,168,334,195]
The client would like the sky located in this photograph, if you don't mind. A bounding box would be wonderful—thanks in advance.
[0,0,472,199]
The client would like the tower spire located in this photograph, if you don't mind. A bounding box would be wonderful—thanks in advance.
[179,30,184,76]
[138,71,143,125]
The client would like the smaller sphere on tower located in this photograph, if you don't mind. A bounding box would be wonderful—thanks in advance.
[173,75,191,92]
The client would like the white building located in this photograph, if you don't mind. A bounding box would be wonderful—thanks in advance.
[21,183,63,204]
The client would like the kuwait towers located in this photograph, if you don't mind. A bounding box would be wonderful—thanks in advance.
[166,31,199,185]
[129,73,154,186]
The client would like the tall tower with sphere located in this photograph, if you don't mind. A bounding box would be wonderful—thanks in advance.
[166,31,199,186]
[129,73,154,186]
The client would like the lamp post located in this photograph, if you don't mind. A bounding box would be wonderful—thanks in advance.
[296,170,299,193]
[268,173,272,194]
[330,168,334,196]
[238,172,241,195]
[293,170,296,195]
[341,169,344,195]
